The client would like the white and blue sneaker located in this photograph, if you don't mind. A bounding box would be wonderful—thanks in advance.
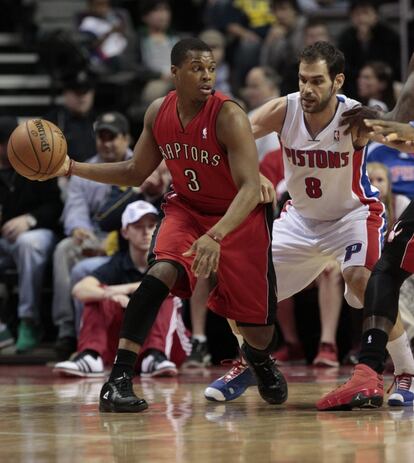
[204,360,257,402]
[388,373,414,406]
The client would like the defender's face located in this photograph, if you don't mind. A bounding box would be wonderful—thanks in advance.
[298,60,338,113]
[172,50,216,102]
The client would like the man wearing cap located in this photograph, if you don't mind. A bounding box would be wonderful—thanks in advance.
[53,200,190,377]
[51,111,133,361]
[44,71,96,164]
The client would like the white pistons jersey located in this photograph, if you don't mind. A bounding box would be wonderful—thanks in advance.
[280,92,380,220]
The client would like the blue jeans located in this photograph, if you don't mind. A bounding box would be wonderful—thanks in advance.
[0,229,57,321]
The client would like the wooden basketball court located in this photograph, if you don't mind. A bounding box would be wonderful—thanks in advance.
[0,365,413,462]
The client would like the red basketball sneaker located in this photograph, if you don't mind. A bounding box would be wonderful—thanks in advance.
[316,364,384,411]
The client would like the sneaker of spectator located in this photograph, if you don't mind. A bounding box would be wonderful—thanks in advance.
[313,342,340,368]
[274,342,306,365]
[15,319,44,353]
[183,337,212,368]
[53,350,105,378]
[387,373,414,407]
[0,323,14,349]
[140,349,178,378]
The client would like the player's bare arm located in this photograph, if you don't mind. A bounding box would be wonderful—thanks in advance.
[387,52,414,122]
[183,102,261,278]
[56,100,164,186]
[364,119,414,150]
[250,96,287,140]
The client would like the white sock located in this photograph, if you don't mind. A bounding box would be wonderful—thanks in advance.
[234,333,243,349]
[387,332,414,375]
[192,334,207,343]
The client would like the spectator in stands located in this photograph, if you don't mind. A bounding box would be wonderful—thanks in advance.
[243,66,280,160]
[53,201,190,377]
[222,0,275,93]
[261,0,307,95]
[52,111,132,361]
[136,0,180,106]
[337,0,400,98]
[303,18,331,47]
[76,0,137,74]
[44,71,97,165]
[199,28,233,97]
[357,61,396,112]
[71,163,171,331]
[0,116,63,352]
[367,144,414,201]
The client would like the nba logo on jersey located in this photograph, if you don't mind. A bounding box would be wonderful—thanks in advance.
[334,130,340,142]
[202,127,208,139]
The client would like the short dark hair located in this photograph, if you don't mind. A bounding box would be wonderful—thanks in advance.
[272,0,301,13]
[171,38,212,66]
[300,41,345,81]
[140,0,170,17]
[349,0,379,13]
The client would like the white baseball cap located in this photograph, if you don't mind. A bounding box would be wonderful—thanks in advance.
[121,200,159,229]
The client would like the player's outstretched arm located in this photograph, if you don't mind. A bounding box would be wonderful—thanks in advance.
[55,100,164,187]
[387,52,414,122]
[250,96,287,140]
[364,119,414,150]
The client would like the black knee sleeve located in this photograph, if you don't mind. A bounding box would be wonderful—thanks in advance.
[120,275,170,345]
[243,325,278,358]
[364,258,410,325]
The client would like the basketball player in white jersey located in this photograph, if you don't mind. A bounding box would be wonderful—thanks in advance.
[205,42,414,406]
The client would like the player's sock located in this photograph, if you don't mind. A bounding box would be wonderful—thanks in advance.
[110,349,138,381]
[358,329,388,373]
[387,332,414,375]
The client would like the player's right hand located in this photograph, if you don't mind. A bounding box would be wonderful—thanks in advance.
[340,105,383,135]
[182,235,220,278]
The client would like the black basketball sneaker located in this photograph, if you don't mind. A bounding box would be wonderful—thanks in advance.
[99,373,148,413]
[241,343,288,405]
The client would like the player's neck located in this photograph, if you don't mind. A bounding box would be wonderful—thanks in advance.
[176,96,206,127]
[303,98,339,139]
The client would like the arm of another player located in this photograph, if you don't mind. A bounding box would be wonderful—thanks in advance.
[55,100,164,187]
[183,102,261,278]
[249,96,287,140]
[364,119,414,150]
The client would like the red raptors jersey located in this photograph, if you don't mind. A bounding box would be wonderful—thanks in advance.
[153,90,238,214]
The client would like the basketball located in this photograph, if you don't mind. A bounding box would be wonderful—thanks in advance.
[7,119,67,180]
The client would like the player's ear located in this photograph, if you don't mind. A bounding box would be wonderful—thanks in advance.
[334,73,345,91]
[171,65,178,78]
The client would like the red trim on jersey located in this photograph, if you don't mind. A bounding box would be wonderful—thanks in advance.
[401,233,414,273]
[352,148,385,269]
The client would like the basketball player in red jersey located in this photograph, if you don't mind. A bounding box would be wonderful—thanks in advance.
[45,38,287,412]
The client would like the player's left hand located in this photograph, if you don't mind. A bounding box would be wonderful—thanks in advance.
[259,173,276,204]
[182,235,220,278]
[364,119,414,147]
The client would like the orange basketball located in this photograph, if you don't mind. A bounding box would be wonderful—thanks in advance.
[7,119,67,180]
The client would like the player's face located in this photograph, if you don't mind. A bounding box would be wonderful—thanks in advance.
[172,51,216,102]
[298,60,341,113]
[123,215,158,252]
[368,166,389,200]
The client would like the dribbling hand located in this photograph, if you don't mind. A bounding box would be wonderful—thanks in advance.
[182,235,220,278]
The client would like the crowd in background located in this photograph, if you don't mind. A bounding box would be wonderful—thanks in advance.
[0,0,414,377]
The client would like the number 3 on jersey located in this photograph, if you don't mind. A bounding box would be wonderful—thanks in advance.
[305,177,322,198]
[184,169,200,192]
